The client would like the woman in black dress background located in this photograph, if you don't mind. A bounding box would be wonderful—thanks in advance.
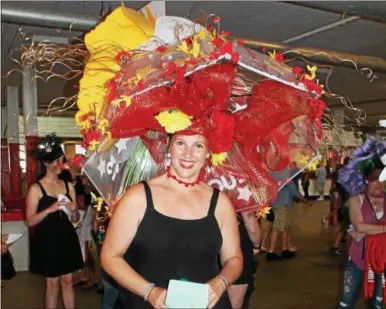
[228,212,260,309]
[26,134,84,309]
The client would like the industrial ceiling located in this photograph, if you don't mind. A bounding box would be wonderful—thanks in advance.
[1,1,386,130]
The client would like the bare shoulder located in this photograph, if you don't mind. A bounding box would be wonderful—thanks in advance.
[114,182,147,216]
[26,184,43,207]
[120,183,146,204]
[212,190,237,231]
[215,190,235,216]
[30,183,41,191]
[349,194,363,208]
[28,183,41,196]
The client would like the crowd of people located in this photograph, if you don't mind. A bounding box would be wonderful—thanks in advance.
[2,133,384,309]
[1,5,385,309]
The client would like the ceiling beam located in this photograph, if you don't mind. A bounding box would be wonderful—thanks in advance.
[282,1,386,25]
[237,38,386,73]
[327,98,386,108]
[1,2,98,32]
[281,16,360,44]
[360,112,386,118]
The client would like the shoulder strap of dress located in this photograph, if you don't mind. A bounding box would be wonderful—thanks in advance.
[37,181,47,196]
[208,188,220,216]
[364,193,379,222]
[359,194,364,206]
[64,180,70,195]
[141,181,154,210]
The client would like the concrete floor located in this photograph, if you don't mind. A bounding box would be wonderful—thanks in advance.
[2,200,371,309]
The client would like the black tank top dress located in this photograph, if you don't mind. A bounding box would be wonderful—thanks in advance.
[117,181,232,309]
[30,181,84,277]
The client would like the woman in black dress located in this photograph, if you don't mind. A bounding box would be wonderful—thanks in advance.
[102,134,243,309]
[228,212,260,309]
[26,134,84,309]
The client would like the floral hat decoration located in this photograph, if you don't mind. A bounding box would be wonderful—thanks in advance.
[33,133,64,162]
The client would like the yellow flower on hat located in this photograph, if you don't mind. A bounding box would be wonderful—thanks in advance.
[211,152,227,166]
[75,111,92,129]
[177,41,190,54]
[195,28,208,40]
[191,38,201,58]
[97,119,110,135]
[257,206,271,219]
[268,50,276,60]
[304,65,317,80]
[111,95,132,108]
[89,140,100,152]
[155,110,192,133]
[177,39,201,58]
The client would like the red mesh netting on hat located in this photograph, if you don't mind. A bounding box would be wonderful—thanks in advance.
[226,80,317,210]
[111,64,237,154]
[110,86,173,138]
[234,80,314,169]
[112,67,322,213]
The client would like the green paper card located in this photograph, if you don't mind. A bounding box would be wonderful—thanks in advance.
[166,279,209,308]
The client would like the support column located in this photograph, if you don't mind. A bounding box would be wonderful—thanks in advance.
[1,138,10,196]
[330,108,345,226]
[7,86,22,196]
[22,66,39,190]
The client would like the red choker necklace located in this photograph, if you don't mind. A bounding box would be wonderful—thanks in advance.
[166,166,203,187]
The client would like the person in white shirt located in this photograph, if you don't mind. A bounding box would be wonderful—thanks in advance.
[316,164,327,200]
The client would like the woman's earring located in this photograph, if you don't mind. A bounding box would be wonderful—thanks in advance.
[165,152,171,167]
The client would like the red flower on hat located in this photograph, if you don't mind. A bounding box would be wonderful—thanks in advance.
[212,37,225,48]
[208,110,235,153]
[83,129,102,149]
[275,52,284,63]
[219,41,233,55]
[219,31,230,37]
[302,79,324,95]
[292,66,303,75]
[209,51,219,61]
[156,46,167,53]
[115,51,131,64]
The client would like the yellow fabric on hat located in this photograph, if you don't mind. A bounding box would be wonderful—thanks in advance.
[155,110,192,133]
[76,6,155,126]
[211,152,227,166]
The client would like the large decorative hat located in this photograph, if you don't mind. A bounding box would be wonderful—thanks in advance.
[379,119,386,182]
[33,133,64,162]
[338,136,386,196]
[75,5,327,214]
